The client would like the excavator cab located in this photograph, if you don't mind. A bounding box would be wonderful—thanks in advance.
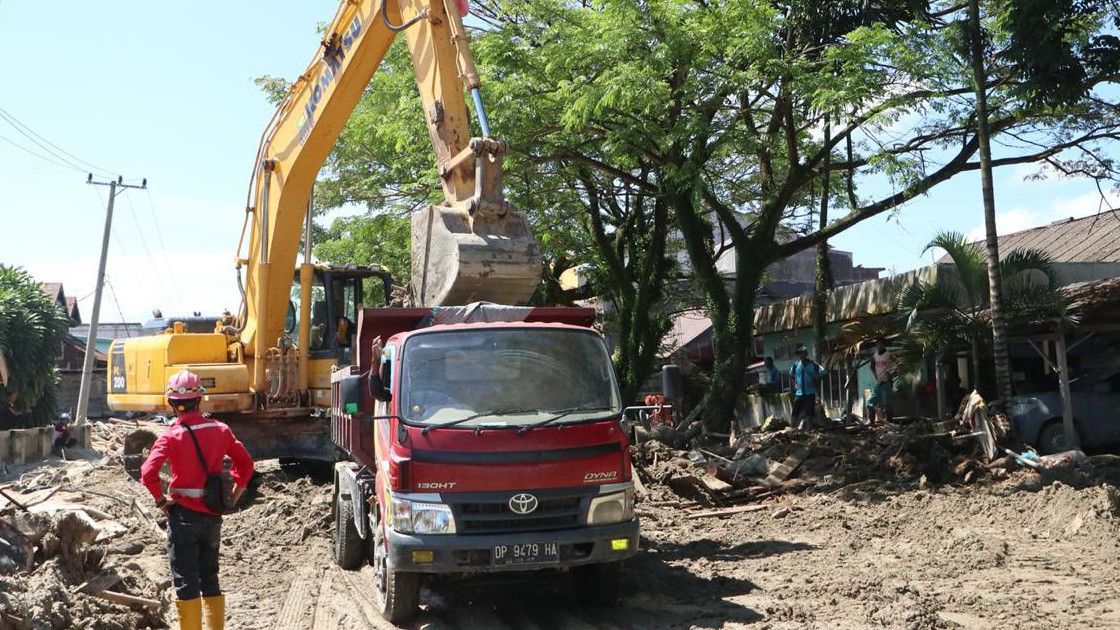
[285,266,392,365]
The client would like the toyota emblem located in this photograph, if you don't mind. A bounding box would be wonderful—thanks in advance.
[508,493,539,515]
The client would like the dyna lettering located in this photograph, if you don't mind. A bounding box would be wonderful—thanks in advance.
[584,471,619,483]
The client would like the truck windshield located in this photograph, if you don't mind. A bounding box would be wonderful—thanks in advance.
[399,328,620,428]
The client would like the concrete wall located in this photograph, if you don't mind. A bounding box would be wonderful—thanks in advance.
[735,391,851,430]
[0,424,91,466]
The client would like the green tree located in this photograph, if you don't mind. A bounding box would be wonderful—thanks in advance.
[261,31,676,400]
[895,231,1067,416]
[268,0,1120,422]
[0,265,71,425]
[510,0,1120,431]
[966,0,1012,404]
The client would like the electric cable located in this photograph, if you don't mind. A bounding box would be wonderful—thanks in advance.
[104,279,133,334]
[143,188,186,309]
[0,104,119,176]
[123,193,177,313]
[0,131,86,172]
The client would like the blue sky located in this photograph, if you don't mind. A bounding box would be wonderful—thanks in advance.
[0,1,1116,323]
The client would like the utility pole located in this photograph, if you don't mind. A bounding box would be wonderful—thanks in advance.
[76,174,146,424]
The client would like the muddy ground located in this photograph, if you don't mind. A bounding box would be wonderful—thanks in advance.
[3,423,1120,629]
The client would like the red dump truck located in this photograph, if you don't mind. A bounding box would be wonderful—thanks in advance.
[329,304,639,624]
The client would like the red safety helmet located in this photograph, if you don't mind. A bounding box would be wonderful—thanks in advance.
[166,370,204,400]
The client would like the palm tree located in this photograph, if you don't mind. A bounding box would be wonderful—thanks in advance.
[894,231,1062,416]
[967,0,1013,403]
[0,265,71,425]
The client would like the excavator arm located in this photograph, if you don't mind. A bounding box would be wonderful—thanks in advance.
[237,0,540,394]
[106,0,540,459]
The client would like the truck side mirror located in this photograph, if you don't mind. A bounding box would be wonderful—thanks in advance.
[369,373,392,402]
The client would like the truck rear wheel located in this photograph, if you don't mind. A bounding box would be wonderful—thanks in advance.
[333,494,365,570]
[373,510,420,624]
[572,561,622,605]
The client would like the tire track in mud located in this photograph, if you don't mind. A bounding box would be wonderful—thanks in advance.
[287,561,680,630]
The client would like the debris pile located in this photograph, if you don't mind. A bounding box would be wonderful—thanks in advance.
[631,392,1092,518]
[0,428,168,630]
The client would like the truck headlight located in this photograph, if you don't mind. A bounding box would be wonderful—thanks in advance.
[587,489,635,525]
[389,498,456,534]
[412,502,456,534]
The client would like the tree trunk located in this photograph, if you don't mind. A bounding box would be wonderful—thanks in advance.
[934,355,947,420]
[813,114,833,361]
[970,337,980,393]
[968,0,1013,401]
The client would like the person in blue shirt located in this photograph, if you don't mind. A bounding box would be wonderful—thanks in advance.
[789,346,827,429]
[758,357,781,388]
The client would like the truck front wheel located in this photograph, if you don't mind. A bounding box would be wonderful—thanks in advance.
[572,561,622,605]
[373,510,420,624]
[333,494,365,570]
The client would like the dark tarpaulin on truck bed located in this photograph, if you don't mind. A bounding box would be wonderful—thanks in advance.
[354,302,596,374]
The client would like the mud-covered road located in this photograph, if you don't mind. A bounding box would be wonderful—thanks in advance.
[5,432,1120,630]
[224,461,1120,630]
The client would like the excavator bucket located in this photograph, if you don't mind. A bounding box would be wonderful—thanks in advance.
[411,205,541,306]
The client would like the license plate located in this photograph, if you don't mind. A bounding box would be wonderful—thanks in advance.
[492,542,560,566]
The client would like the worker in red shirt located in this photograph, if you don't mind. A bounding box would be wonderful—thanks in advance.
[140,370,254,630]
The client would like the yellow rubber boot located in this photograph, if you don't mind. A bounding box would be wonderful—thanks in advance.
[175,598,202,630]
[202,594,225,630]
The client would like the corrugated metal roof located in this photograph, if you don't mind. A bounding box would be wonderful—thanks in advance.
[950,214,1120,263]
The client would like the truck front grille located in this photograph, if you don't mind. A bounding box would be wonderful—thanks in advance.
[451,495,584,534]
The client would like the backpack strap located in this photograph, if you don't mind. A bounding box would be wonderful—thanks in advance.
[181,422,210,475]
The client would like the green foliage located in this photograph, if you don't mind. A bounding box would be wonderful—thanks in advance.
[312,213,412,283]
[895,230,1070,380]
[998,0,1120,107]
[253,75,290,106]
[259,0,1120,422]
[0,265,70,425]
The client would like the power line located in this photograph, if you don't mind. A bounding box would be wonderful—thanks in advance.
[123,191,176,309]
[0,131,86,172]
[0,105,119,177]
[143,188,186,309]
[104,279,134,332]
[0,109,91,173]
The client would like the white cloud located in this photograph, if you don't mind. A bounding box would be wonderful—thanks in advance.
[24,249,239,324]
[963,207,1047,242]
[1051,189,1120,218]
[963,189,1120,243]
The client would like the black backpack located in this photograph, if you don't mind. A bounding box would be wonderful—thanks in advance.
[181,423,230,515]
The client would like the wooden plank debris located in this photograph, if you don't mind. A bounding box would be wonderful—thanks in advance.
[761,446,811,488]
[0,488,29,512]
[686,504,768,519]
[91,590,161,612]
[698,474,732,493]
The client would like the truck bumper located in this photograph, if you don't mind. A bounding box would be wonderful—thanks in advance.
[385,520,639,574]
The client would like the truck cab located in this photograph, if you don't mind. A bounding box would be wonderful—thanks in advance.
[330,305,638,624]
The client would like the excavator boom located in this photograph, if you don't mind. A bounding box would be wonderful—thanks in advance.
[240,0,541,390]
[106,0,541,460]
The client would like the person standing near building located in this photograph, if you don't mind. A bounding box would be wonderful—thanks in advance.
[758,356,781,390]
[790,345,827,429]
[140,370,254,630]
[867,338,895,423]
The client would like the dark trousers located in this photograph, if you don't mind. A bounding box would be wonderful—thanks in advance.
[167,504,222,600]
[791,394,817,429]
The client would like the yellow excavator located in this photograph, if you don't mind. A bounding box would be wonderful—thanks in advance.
[107,0,541,460]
